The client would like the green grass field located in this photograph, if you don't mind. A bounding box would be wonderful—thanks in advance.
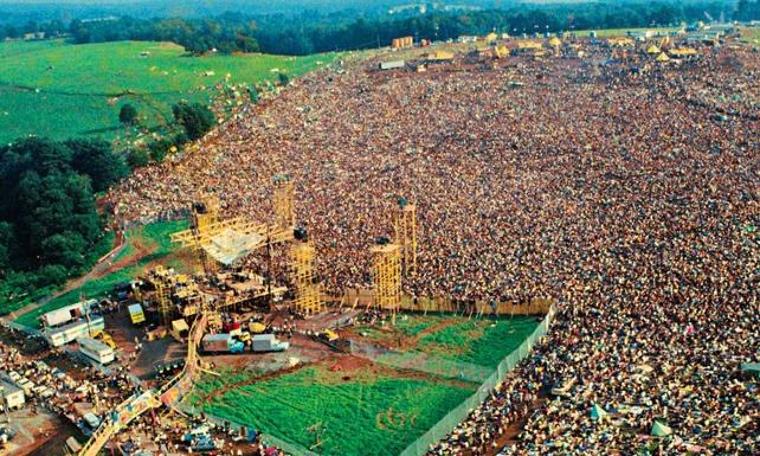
[14,219,188,327]
[0,40,339,143]
[189,314,541,455]
[740,26,760,44]
[189,364,477,455]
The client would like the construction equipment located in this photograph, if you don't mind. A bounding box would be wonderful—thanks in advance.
[94,331,117,350]
[252,334,289,352]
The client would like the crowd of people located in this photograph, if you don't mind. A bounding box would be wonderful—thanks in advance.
[109,37,758,454]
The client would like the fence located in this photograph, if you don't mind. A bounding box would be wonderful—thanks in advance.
[340,288,553,316]
[398,305,555,456]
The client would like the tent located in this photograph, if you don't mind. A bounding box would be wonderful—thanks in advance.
[590,404,608,421]
[741,362,760,378]
[646,44,661,54]
[651,420,673,437]
[656,52,670,62]
[548,37,562,47]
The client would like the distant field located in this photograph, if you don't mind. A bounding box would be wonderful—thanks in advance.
[0,40,339,143]
[14,219,189,327]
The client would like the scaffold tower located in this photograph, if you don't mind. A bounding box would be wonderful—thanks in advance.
[273,174,295,230]
[393,198,418,276]
[155,280,171,326]
[291,239,323,315]
[371,242,402,314]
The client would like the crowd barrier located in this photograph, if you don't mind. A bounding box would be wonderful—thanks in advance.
[398,305,556,456]
[341,288,553,316]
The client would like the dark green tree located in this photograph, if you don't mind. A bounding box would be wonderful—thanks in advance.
[127,148,151,168]
[119,103,139,125]
[278,72,290,86]
[172,102,216,141]
[66,138,129,192]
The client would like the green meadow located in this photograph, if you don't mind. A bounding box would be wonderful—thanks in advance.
[0,40,338,143]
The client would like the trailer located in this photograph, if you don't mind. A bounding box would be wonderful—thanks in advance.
[201,334,245,354]
[78,337,115,365]
[0,379,25,410]
[379,60,405,70]
[252,334,289,353]
[44,316,105,347]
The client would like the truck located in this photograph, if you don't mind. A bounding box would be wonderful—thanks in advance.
[128,303,146,325]
[252,334,289,353]
[201,334,245,354]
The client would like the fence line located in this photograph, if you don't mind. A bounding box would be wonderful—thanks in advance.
[398,305,555,456]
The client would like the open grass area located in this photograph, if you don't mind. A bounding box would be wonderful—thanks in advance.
[14,219,188,328]
[189,364,477,455]
[416,316,539,368]
[0,40,339,143]
[740,26,760,44]
[189,314,541,454]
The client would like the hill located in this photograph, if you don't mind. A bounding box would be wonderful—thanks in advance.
[0,39,339,143]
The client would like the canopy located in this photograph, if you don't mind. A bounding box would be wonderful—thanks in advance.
[741,362,760,377]
[651,420,673,437]
[591,404,608,421]
[670,47,698,56]
[656,52,670,62]
[172,319,189,333]
[203,228,265,265]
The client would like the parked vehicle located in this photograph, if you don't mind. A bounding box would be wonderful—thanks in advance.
[201,334,245,354]
[252,334,289,353]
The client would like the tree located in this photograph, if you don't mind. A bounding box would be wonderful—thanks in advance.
[149,139,172,163]
[119,103,139,125]
[172,102,216,141]
[278,72,290,86]
[66,138,129,192]
[127,148,151,168]
[248,85,259,103]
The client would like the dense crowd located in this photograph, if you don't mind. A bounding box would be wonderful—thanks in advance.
[110,39,759,454]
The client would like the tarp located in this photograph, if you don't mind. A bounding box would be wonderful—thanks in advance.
[741,362,760,377]
[591,404,608,421]
[651,420,673,437]
[172,319,189,333]
[203,228,265,265]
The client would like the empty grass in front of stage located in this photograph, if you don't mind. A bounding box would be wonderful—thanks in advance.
[188,314,540,455]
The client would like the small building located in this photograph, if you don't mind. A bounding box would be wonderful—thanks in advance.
[426,50,454,62]
[0,377,25,410]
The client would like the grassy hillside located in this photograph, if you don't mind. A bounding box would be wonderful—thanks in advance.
[14,219,189,328]
[0,40,339,143]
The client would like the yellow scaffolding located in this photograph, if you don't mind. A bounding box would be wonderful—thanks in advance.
[393,201,418,276]
[291,240,323,315]
[370,243,402,315]
[154,280,171,327]
[273,174,295,230]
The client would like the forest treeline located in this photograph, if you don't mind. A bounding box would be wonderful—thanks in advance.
[2,1,759,55]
